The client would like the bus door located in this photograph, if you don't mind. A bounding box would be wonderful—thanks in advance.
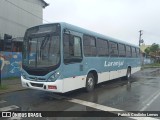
[63,30,85,91]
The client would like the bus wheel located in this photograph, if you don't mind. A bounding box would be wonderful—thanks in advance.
[86,73,95,92]
[126,67,131,80]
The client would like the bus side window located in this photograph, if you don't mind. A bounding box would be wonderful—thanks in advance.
[97,38,109,56]
[109,41,118,57]
[126,45,131,57]
[136,48,140,57]
[83,35,97,57]
[73,37,82,57]
[131,47,137,57]
[63,34,70,58]
[118,43,126,57]
[63,33,82,64]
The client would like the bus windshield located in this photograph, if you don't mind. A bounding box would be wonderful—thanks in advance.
[23,24,60,68]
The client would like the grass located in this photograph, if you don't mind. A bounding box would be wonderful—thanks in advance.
[0,77,20,91]
[142,62,160,69]
[2,77,20,81]
[0,85,8,90]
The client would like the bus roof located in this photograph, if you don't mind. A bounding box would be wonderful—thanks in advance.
[60,22,139,48]
[27,22,139,48]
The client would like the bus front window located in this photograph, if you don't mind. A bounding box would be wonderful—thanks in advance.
[26,36,60,68]
[23,25,60,69]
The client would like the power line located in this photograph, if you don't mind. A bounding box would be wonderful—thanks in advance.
[0,15,28,28]
[5,0,50,23]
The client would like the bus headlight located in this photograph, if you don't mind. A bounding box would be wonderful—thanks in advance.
[48,72,60,82]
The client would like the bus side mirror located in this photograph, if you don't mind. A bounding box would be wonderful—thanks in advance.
[63,29,72,41]
[64,29,70,34]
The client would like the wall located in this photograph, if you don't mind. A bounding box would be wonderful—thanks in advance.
[0,0,43,39]
[0,52,22,79]
[143,58,154,65]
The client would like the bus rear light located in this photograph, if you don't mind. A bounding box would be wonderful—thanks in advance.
[48,85,57,89]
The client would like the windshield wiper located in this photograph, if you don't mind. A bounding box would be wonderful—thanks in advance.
[40,35,50,49]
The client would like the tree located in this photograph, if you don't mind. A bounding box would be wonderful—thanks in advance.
[144,43,160,55]
[144,47,150,55]
[149,43,159,53]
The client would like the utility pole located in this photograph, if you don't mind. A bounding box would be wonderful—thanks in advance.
[0,51,1,86]
[139,30,144,46]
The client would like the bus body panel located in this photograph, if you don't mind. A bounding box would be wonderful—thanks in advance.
[62,75,87,93]
[21,76,64,93]
[21,22,141,93]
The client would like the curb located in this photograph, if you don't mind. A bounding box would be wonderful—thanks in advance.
[0,88,27,95]
[141,66,160,68]
[141,67,160,70]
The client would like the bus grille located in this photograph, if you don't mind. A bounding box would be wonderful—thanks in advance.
[29,77,46,81]
[30,83,43,87]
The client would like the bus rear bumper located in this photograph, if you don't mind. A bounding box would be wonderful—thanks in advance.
[21,76,63,93]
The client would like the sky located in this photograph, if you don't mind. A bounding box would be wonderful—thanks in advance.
[43,0,160,46]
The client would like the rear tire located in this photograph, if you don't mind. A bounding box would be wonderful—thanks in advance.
[86,73,95,92]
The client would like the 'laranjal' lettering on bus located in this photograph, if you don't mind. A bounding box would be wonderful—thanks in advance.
[104,61,124,67]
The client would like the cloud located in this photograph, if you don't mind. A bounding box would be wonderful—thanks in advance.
[44,0,160,45]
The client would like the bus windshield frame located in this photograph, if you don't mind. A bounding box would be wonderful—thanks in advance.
[22,24,61,70]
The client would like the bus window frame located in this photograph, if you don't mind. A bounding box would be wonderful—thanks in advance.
[83,34,97,57]
[109,41,118,57]
[131,47,137,58]
[97,38,109,57]
[118,43,126,57]
[126,45,132,57]
[63,32,83,64]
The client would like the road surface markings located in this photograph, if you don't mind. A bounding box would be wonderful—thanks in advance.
[0,105,19,111]
[140,89,160,111]
[68,98,124,112]
[0,100,6,104]
[68,98,159,120]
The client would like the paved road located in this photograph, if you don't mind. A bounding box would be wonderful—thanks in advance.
[0,68,160,120]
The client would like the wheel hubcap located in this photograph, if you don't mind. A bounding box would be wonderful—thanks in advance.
[128,72,131,78]
[88,78,94,88]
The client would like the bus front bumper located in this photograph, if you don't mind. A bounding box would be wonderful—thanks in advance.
[21,76,63,93]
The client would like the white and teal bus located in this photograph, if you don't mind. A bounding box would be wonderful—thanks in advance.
[21,22,141,93]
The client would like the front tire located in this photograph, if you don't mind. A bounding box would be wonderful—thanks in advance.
[126,67,131,81]
[86,73,95,92]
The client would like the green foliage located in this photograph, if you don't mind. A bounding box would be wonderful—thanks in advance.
[2,77,19,80]
[144,47,150,54]
[0,85,8,90]
[142,63,160,69]
[144,43,160,55]
[150,43,159,53]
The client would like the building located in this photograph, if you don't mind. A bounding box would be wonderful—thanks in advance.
[0,0,48,79]
[0,0,48,39]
